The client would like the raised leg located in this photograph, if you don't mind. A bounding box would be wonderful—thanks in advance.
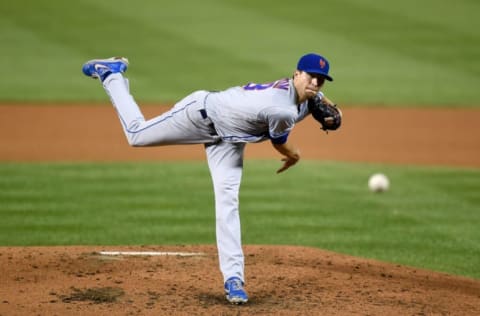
[102,74,218,146]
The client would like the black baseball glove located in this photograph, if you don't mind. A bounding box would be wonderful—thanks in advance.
[307,95,342,132]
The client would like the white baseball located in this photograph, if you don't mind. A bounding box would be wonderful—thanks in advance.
[368,173,390,192]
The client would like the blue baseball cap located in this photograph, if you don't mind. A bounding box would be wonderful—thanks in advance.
[297,53,333,81]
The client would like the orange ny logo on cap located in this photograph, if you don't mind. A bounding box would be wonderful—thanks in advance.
[319,59,326,69]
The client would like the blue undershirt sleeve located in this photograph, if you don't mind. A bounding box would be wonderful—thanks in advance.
[270,133,289,144]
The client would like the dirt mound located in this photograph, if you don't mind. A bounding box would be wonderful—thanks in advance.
[1,245,479,315]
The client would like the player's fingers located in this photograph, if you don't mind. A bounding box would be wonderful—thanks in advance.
[276,165,287,173]
[277,161,292,173]
[277,159,289,173]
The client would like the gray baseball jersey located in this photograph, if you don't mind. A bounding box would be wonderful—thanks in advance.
[206,78,322,144]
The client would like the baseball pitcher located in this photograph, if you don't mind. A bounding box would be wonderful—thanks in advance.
[82,53,342,304]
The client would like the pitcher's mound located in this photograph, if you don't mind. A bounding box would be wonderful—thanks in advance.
[1,245,479,315]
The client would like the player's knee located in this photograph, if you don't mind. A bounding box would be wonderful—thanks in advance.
[128,140,142,147]
[215,188,239,211]
[126,134,146,147]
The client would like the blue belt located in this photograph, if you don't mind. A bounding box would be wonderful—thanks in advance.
[199,109,208,119]
[199,108,217,136]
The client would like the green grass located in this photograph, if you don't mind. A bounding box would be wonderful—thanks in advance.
[1,161,479,279]
[0,0,479,106]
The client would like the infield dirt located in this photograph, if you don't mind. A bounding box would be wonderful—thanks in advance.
[1,105,480,167]
[1,105,479,315]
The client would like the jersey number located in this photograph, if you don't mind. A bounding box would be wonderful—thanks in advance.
[243,78,289,91]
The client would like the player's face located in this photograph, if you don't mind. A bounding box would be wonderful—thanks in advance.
[293,71,325,103]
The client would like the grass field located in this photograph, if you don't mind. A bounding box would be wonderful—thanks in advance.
[1,161,479,279]
[0,0,479,105]
[0,0,479,282]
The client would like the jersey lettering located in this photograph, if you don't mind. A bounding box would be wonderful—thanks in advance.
[243,78,289,91]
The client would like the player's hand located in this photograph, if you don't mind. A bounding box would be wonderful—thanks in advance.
[272,142,300,173]
[276,155,300,173]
